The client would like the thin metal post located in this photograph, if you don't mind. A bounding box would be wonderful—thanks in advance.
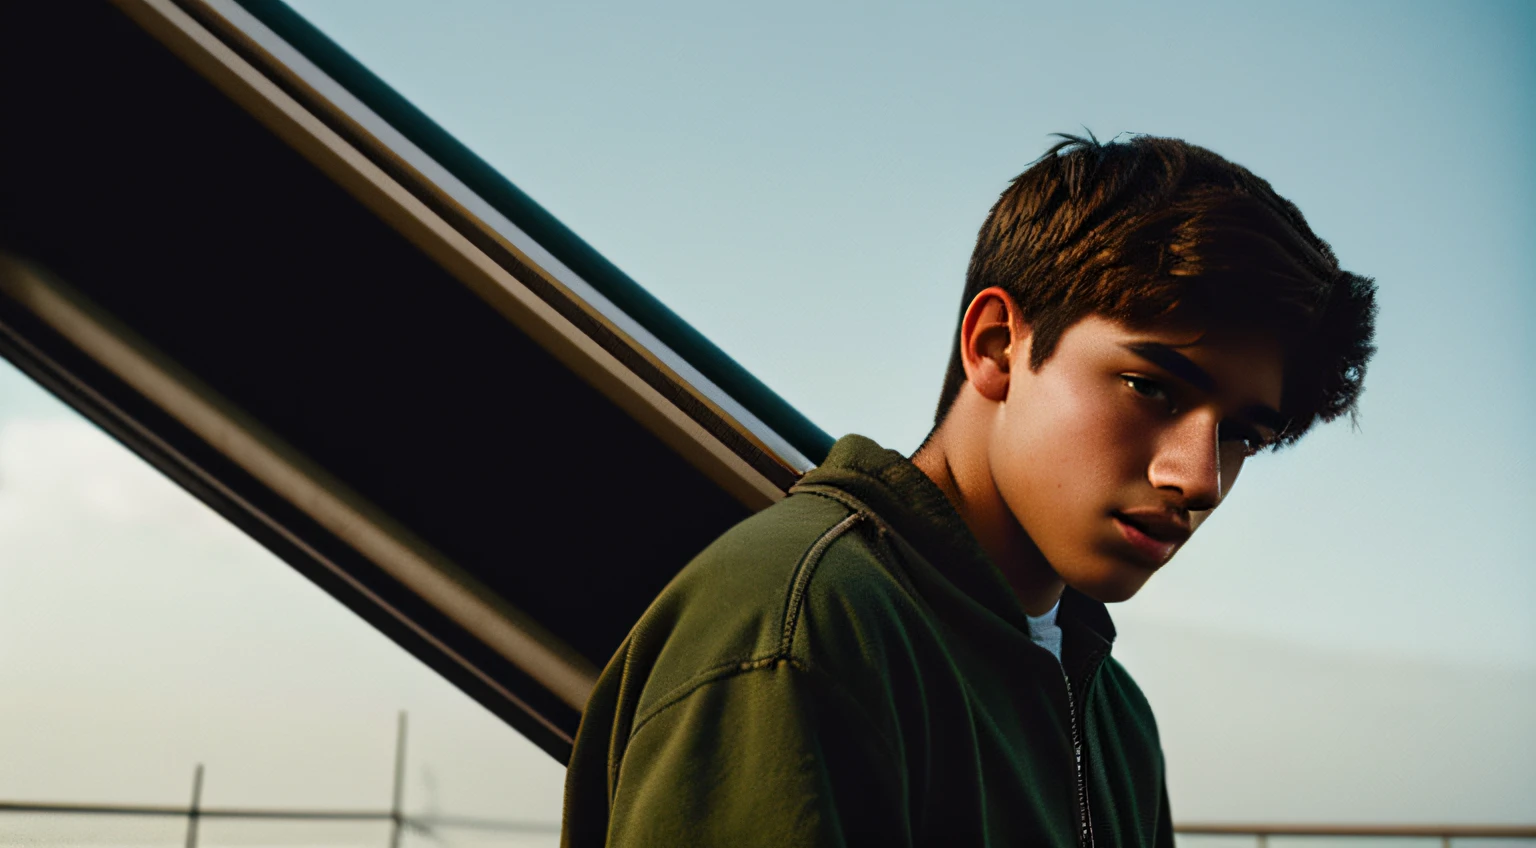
[388,712,407,848]
[1255,834,1267,848]
[185,763,203,848]
[1443,836,1452,848]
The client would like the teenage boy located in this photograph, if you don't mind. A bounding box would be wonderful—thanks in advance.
[561,134,1377,847]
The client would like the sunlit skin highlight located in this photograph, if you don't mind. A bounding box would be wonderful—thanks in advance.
[912,288,1285,616]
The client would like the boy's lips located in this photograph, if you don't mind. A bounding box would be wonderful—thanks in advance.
[1111,509,1191,564]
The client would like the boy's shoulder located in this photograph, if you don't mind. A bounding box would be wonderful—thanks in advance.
[621,489,928,719]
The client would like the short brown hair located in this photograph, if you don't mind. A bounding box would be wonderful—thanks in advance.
[936,133,1377,448]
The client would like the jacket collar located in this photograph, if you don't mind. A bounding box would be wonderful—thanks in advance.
[792,434,1116,649]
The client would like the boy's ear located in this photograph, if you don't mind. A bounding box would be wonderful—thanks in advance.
[960,287,1026,403]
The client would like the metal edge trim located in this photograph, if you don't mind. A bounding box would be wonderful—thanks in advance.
[0,253,597,713]
[108,0,786,513]
[225,0,833,469]
[182,0,816,478]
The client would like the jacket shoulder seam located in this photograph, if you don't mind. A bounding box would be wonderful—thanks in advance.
[621,653,904,772]
[777,509,865,658]
[625,653,804,743]
[790,486,922,598]
[622,507,864,745]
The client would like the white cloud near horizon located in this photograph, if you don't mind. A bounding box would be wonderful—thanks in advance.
[0,410,564,830]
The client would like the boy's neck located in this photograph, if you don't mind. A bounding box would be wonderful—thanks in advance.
[911,396,1065,617]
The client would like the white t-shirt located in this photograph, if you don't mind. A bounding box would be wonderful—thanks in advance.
[1026,599,1064,663]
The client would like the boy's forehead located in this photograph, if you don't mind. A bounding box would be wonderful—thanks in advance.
[1086,314,1282,358]
[1070,315,1286,409]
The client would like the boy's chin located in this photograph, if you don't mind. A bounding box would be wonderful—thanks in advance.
[1060,560,1160,604]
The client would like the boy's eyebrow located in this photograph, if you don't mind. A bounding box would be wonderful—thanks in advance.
[1122,342,1286,433]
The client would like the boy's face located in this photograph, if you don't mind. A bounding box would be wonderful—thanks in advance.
[990,313,1285,603]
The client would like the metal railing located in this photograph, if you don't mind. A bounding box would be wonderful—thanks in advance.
[1,713,1529,846]
[0,798,560,844]
[0,713,560,846]
[1176,822,1536,846]
[6,802,1531,846]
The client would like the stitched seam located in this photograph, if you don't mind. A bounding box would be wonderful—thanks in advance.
[622,509,861,747]
[778,511,864,658]
[789,484,900,538]
[788,483,869,518]
[792,486,923,593]
[622,654,905,774]
[626,653,805,742]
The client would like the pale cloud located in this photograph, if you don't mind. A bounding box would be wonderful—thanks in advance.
[0,412,563,829]
[0,416,226,538]
[1115,618,1536,824]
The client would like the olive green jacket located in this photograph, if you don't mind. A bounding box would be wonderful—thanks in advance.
[562,435,1174,847]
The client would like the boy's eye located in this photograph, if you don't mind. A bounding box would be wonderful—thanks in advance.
[1121,375,1170,406]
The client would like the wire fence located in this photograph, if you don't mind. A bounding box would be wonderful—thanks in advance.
[6,799,1531,847]
[3,712,1530,846]
[1176,822,1536,847]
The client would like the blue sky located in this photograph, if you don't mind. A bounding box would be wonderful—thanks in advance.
[279,0,1536,666]
[0,0,1531,832]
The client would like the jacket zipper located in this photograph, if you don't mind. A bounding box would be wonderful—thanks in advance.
[1062,670,1096,848]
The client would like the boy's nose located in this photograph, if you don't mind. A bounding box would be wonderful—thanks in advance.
[1147,413,1222,512]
